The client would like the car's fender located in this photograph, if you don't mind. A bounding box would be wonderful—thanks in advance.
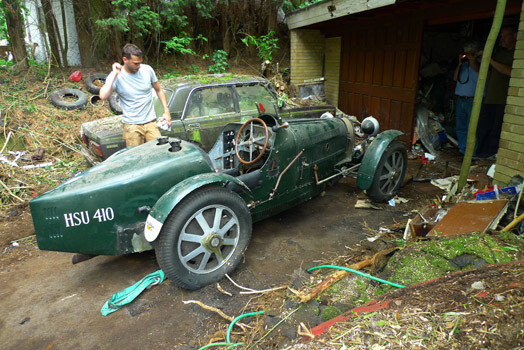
[356,130,405,190]
[144,172,252,242]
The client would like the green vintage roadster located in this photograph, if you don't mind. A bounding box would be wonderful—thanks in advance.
[31,112,407,289]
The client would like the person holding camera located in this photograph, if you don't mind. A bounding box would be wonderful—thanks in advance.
[453,40,481,155]
[475,24,517,159]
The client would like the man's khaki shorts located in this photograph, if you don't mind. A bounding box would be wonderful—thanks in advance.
[123,121,161,147]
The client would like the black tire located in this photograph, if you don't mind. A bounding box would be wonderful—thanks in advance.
[156,187,252,290]
[85,73,107,94]
[367,140,407,203]
[108,93,122,114]
[50,88,88,110]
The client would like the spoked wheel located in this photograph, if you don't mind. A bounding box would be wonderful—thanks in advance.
[155,187,252,290]
[235,118,269,165]
[367,140,407,203]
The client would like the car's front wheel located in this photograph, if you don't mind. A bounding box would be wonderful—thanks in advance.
[367,140,407,203]
[155,187,252,290]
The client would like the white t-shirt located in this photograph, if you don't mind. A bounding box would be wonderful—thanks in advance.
[108,64,158,124]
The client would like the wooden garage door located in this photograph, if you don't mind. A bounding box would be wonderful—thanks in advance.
[339,20,423,142]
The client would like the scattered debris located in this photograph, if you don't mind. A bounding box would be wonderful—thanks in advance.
[471,281,485,290]
[182,300,249,331]
[217,283,233,297]
[355,199,380,210]
[225,274,286,295]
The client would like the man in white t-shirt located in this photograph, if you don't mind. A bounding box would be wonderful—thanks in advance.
[100,43,171,147]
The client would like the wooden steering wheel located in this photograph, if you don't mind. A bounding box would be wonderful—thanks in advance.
[234,118,269,165]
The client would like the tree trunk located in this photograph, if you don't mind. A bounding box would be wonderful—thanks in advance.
[219,2,231,54]
[59,0,69,65]
[4,0,27,67]
[72,1,96,67]
[41,0,62,66]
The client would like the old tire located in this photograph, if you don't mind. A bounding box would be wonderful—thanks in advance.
[85,73,107,94]
[367,140,407,203]
[50,88,88,110]
[108,93,122,114]
[156,187,252,290]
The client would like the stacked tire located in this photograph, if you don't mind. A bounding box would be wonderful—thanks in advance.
[49,73,122,114]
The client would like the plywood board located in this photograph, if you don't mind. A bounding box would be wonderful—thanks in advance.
[428,200,508,237]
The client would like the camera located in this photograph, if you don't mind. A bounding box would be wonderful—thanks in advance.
[460,55,469,63]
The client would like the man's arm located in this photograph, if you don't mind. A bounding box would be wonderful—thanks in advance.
[152,81,171,126]
[99,63,122,100]
[490,58,512,76]
[454,57,462,81]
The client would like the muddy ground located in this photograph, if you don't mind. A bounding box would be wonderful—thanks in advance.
[3,148,518,350]
[1,66,521,349]
[0,153,455,350]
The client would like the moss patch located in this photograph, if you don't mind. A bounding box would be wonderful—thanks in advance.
[383,232,524,290]
[321,306,342,321]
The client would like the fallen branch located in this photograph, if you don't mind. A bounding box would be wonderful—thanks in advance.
[297,322,315,339]
[217,283,233,297]
[0,131,12,154]
[0,179,25,202]
[297,247,400,303]
[182,300,248,331]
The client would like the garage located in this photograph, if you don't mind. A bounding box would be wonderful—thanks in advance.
[287,0,524,184]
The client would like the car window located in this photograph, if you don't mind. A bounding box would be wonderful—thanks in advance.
[185,86,235,119]
[153,88,173,117]
[169,85,192,118]
[237,85,277,115]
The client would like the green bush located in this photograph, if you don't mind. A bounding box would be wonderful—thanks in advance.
[208,50,229,74]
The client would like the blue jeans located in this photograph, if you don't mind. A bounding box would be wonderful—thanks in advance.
[455,97,473,154]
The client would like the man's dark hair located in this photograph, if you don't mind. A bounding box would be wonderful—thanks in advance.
[122,44,143,59]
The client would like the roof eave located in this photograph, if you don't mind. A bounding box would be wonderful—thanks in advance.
[286,0,397,30]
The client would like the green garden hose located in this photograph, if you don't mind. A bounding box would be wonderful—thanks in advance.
[307,265,404,288]
[197,310,265,350]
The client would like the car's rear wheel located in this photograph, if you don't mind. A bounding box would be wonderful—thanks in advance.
[155,187,252,290]
[367,140,407,203]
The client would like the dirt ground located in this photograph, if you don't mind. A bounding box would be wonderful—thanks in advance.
[1,66,522,349]
[3,147,519,349]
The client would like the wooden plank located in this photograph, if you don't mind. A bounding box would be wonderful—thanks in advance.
[390,100,401,130]
[383,50,395,86]
[428,200,508,237]
[372,51,384,85]
[393,50,407,87]
[371,96,381,118]
[380,98,391,130]
[364,51,374,84]
[339,82,414,101]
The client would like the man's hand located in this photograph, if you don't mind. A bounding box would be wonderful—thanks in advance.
[161,112,171,126]
[112,62,122,76]
[100,63,121,100]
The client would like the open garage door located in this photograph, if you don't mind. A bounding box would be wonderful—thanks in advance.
[339,20,423,143]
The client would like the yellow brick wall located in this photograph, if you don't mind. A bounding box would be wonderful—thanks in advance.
[290,29,325,91]
[324,37,341,106]
[495,6,524,185]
